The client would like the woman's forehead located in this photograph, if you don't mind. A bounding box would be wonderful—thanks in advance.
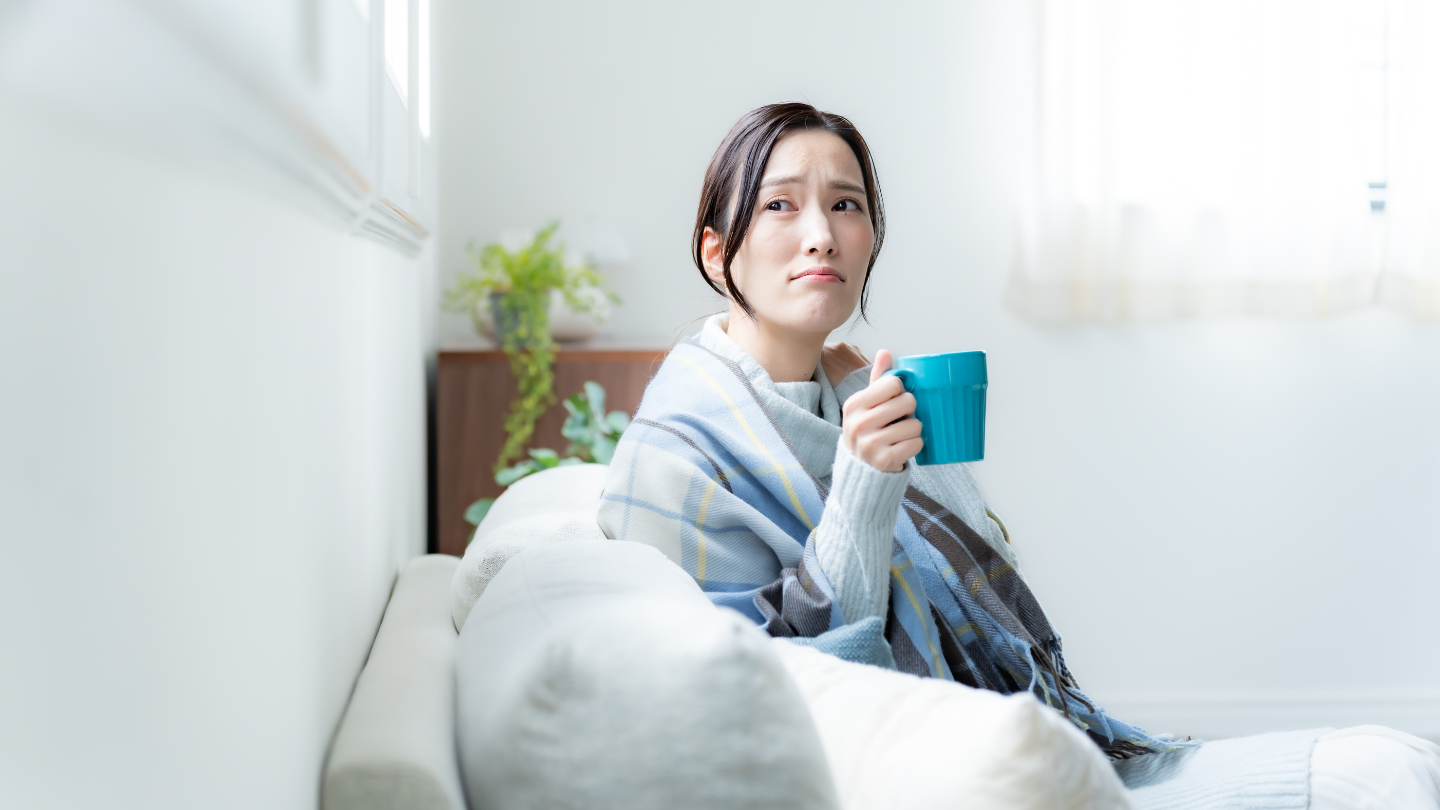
[762,130,864,186]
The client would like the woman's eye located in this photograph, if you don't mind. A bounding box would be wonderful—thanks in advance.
[766,200,795,212]
[834,199,861,212]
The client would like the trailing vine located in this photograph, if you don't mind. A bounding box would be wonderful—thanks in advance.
[496,298,553,474]
[443,221,617,473]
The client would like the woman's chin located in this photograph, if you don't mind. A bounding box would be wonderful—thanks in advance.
[772,306,856,336]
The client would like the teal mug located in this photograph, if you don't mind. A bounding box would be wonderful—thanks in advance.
[883,351,987,465]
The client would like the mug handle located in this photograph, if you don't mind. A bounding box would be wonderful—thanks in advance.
[883,367,917,393]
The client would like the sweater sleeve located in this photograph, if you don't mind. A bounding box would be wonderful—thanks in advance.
[811,440,910,624]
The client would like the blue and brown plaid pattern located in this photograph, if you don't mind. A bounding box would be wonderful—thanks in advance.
[599,340,1191,759]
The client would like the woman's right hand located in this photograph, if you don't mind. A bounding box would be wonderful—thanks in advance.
[841,350,923,473]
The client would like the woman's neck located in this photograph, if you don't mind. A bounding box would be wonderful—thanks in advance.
[722,305,826,383]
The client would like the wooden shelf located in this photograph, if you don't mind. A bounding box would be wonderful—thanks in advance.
[435,347,669,557]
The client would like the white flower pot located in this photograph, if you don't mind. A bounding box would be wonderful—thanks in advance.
[471,288,611,344]
[549,287,611,343]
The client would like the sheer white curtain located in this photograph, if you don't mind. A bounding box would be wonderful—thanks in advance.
[1008,0,1438,321]
[1381,0,1440,318]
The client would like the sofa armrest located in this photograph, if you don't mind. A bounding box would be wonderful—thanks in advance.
[323,554,464,810]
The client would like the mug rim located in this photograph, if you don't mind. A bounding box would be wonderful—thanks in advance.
[897,349,986,362]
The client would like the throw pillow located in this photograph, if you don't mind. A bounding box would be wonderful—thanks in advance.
[772,640,1135,810]
[455,540,839,810]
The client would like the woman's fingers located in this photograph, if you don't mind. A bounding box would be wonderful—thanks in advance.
[855,427,924,472]
[844,374,905,415]
[855,413,922,451]
[850,435,923,472]
[843,348,925,472]
[850,405,923,472]
[848,391,917,434]
[883,437,925,470]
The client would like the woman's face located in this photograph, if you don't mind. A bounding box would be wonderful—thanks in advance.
[704,129,875,336]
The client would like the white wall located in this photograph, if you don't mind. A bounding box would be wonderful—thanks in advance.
[438,0,1440,739]
[0,27,433,810]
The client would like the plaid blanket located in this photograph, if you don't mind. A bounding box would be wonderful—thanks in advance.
[599,339,1190,758]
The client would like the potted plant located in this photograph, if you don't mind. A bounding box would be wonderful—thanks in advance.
[443,222,618,473]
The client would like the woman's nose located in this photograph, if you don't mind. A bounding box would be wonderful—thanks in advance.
[802,210,837,256]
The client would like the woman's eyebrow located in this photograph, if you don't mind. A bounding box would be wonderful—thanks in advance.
[759,174,805,189]
[758,175,867,194]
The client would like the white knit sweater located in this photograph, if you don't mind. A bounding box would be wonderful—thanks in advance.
[696,315,1020,624]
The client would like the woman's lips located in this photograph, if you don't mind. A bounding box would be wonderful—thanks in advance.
[792,267,844,283]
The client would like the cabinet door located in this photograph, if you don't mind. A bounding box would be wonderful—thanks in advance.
[435,351,668,557]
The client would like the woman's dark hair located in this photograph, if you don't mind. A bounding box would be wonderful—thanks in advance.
[692,103,886,321]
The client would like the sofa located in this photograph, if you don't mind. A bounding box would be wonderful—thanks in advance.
[322,465,1135,810]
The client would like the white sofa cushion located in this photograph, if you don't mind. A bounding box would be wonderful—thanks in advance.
[323,555,465,810]
[454,540,839,810]
[469,463,609,547]
[451,464,610,632]
[450,510,604,631]
[772,640,1135,810]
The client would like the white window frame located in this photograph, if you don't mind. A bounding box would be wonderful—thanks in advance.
[1,0,434,256]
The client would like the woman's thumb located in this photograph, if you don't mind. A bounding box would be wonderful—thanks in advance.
[871,349,893,383]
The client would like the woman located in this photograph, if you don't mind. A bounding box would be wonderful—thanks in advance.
[598,103,1440,806]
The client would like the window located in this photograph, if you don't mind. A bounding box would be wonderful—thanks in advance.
[14,0,432,254]
[418,0,431,140]
[1359,4,1388,212]
[1008,0,1438,320]
[384,0,408,106]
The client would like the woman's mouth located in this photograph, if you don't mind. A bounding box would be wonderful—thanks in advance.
[792,266,844,283]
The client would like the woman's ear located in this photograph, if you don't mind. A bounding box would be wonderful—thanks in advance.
[701,227,727,287]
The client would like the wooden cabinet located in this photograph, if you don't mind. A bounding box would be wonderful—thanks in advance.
[434,348,668,557]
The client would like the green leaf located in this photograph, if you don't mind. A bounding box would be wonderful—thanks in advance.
[529,447,560,463]
[464,498,496,527]
[592,435,618,465]
[560,405,592,442]
[583,381,606,415]
[557,456,585,466]
[496,460,539,486]
[604,411,630,435]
